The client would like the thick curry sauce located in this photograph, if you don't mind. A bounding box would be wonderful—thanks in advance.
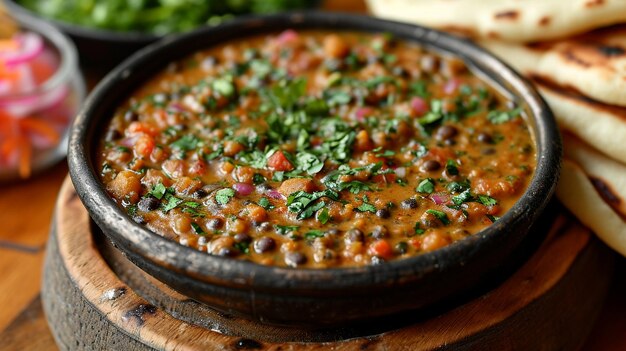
[98,30,535,268]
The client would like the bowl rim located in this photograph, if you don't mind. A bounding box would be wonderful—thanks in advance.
[68,11,562,292]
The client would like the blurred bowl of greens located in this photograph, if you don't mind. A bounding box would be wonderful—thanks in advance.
[3,0,320,69]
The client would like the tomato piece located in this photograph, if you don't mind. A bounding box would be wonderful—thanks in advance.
[369,239,393,259]
[267,150,293,171]
[134,134,155,159]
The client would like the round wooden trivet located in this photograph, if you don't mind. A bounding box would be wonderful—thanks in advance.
[42,176,615,350]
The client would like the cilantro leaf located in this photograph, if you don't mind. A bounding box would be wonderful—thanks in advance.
[414,222,425,236]
[162,194,183,212]
[478,194,498,207]
[274,225,299,235]
[452,189,474,205]
[304,230,326,239]
[170,134,201,152]
[487,107,521,124]
[426,209,451,225]
[149,183,167,200]
[234,241,250,254]
[446,160,459,176]
[356,202,377,213]
[191,222,205,235]
[215,188,235,205]
[416,178,435,194]
[487,215,500,223]
[317,207,330,224]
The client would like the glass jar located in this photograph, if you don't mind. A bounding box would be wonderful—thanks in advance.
[0,10,85,181]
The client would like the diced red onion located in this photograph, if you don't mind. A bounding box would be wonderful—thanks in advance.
[430,193,449,205]
[267,189,284,200]
[410,97,428,115]
[120,136,139,147]
[355,107,373,121]
[394,167,406,178]
[443,78,460,95]
[233,182,254,196]
[1,33,44,67]
[277,29,298,44]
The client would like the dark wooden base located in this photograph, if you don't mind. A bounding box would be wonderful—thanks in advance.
[42,177,615,350]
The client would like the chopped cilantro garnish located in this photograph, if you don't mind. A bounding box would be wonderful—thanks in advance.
[252,173,266,185]
[162,194,183,212]
[304,230,326,239]
[447,179,470,193]
[258,197,274,210]
[149,183,167,200]
[426,209,451,225]
[317,207,330,224]
[275,225,299,235]
[215,188,235,205]
[170,134,201,152]
[446,159,459,176]
[234,241,250,254]
[452,189,474,205]
[356,202,377,213]
[191,222,205,235]
[416,178,435,194]
[413,222,425,236]
[212,76,235,97]
[478,194,498,207]
[487,215,500,223]
[487,107,521,124]
[409,81,429,98]
[287,189,338,220]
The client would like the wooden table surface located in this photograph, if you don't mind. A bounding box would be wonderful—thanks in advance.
[1,0,625,349]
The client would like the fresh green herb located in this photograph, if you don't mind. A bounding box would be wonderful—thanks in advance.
[317,207,330,224]
[149,183,167,200]
[446,159,459,176]
[447,179,470,193]
[356,202,377,213]
[487,108,521,124]
[191,223,205,235]
[234,241,250,254]
[413,222,425,236]
[426,209,451,225]
[487,215,500,223]
[252,173,266,185]
[409,81,429,98]
[116,146,130,153]
[162,194,183,212]
[170,134,200,152]
[287,190,338,220]
[452,189,474,205]
[213,76,235,97]
[304,230,326,239]
[478,194,498,207]
[215,188,235,205]
[258,197,274,210]
[416,178,435,194]
[274,225,299,235]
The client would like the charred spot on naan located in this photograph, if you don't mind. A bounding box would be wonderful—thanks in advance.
[590,177,626,220]
[533,76,626,122]
[494,10,519,20]
[584,0,605,8]
[538,16,551,27]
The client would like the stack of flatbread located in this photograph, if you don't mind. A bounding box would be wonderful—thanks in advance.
[368,0,626,257]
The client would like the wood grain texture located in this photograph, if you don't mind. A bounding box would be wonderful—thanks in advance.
[41,177,614,350]
[0,297,57,351]
[0,249,45,331]
[0,162,68,248]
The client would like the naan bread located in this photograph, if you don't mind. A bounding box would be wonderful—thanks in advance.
[563,134,626,218]
[481,25,626,107]
[366,0,626,43]
[536,82,626,165]
[557,160,626,257]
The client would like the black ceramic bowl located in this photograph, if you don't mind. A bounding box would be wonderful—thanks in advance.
[68,12,562,327]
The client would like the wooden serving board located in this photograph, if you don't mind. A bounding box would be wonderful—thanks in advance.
[42,176,615,350]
